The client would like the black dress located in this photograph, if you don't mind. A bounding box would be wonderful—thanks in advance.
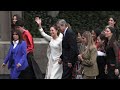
[18,52,43,79]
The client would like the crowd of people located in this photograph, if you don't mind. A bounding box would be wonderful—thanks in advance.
[1,14,120,79]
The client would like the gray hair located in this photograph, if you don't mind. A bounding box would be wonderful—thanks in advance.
[56,19,68,26]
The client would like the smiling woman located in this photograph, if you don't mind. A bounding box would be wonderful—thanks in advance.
[78,31,99,79]
[107,15,119,41]
[11,14,22,30]
[104,26,119,79]
[35,16,63,79]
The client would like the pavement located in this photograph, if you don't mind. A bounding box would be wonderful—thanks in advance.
[0,74,10,79]
[0,74,45,79]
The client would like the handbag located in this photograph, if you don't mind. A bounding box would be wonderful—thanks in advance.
[74,61,84,79]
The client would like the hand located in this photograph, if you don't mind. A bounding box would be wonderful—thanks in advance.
[58,58,62,64]
[16,63,21,68]
[78,54,83,61]
[68,63,72,68]
[35,17,42,27]
[1,63,6,68]
[115,69,119,76]
[78,54,81,60]
[105,68,108,74]
[104,65,108,74]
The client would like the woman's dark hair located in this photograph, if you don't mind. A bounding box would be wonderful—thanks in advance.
[105,26,116,46]
[11,14,22,29]
[93,28,101,37]
[105,26,116,34]
[51,24,60,36]
[11,29,23,44]
[108,15,119,40]
[99,33,106,41]
[15,19,25,27]
[106,26,117,40]
[12,14,21,21]
[99,33,108,47]
[108,15,117,27]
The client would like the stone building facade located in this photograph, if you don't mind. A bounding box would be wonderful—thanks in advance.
[0,11,49,78]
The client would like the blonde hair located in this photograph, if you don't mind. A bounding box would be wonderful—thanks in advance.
[82,31,95,52]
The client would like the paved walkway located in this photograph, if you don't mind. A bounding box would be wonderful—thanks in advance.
[0,74,10,79]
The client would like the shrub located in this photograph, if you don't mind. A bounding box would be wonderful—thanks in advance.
[23,11,120,38]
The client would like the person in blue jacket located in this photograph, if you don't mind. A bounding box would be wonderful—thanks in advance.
[1,30,28,79]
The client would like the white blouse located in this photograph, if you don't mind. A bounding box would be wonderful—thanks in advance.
[13,40,19,49]
[39,28,63,61]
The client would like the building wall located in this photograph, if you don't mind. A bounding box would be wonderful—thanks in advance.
[0,11,22,41]
[11,11,22,18]
[0,11,52,77]
[0,11,11,41]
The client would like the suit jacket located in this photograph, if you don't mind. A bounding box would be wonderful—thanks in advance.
[4,41,28,71]
[60,28,78,64]
[82,46,99,76]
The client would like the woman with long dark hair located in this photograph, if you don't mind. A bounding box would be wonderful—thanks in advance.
[104,26,119,79]
[1,30,28,79]
[107,15,119,41]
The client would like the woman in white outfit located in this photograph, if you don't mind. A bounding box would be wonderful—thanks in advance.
[35,17,63,79]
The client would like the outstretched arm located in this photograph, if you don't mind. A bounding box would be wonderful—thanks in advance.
[35,17,51,41]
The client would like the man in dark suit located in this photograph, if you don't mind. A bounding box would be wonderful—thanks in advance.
[56,19,78,79]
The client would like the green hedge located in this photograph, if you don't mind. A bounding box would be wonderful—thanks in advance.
[23,11,120,38]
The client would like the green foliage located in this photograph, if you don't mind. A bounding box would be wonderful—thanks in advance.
[23,11,120,38]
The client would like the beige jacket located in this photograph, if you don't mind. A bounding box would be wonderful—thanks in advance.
[82,46,99,76]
